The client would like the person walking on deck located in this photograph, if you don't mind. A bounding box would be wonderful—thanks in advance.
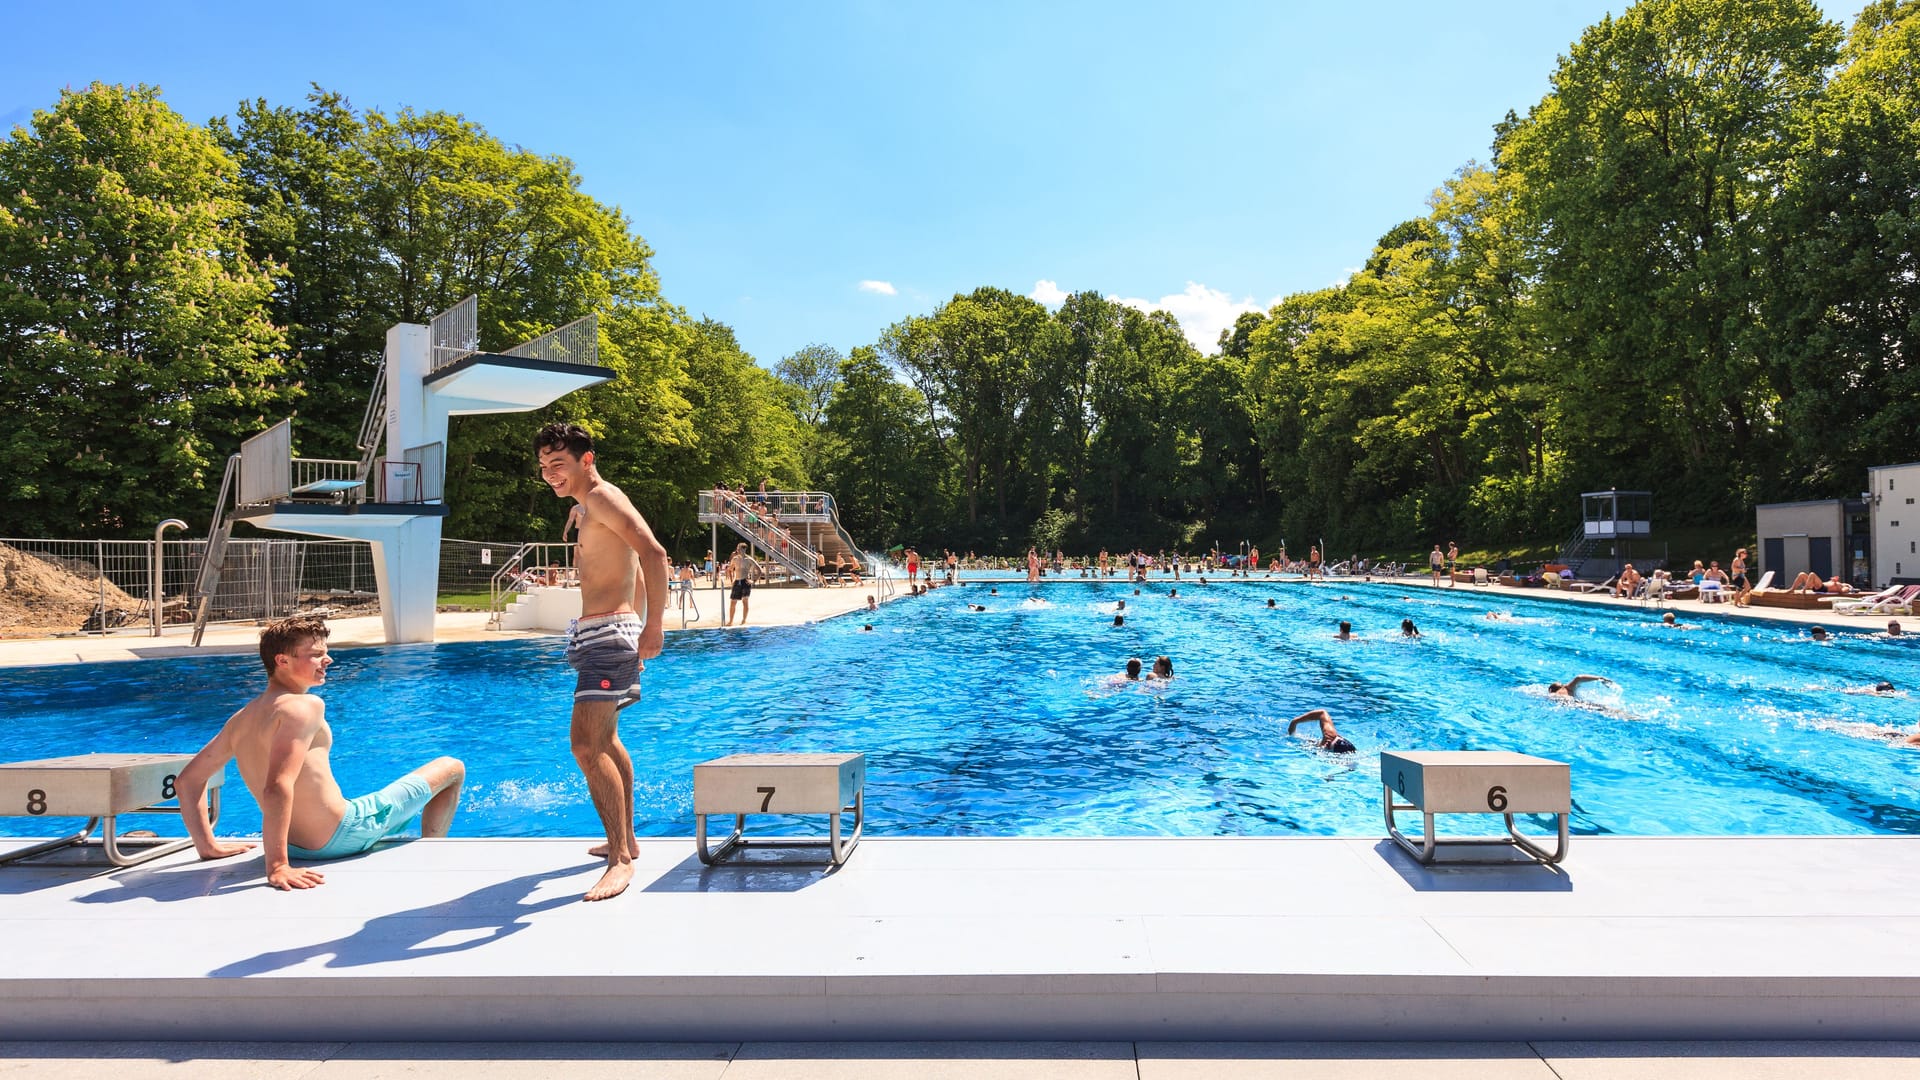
[537,422,670,902]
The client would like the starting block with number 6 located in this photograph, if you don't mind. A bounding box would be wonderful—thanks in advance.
[693,752,864,866]
[1381,750,1570,866]
[0,753,222,868]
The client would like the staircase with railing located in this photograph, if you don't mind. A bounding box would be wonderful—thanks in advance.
[700,491,827,586]
[1557,523,1599,579]
[697,490,872,588]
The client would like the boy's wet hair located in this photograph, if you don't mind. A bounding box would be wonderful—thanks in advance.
[259,615,329,676]
[534,422,593,458]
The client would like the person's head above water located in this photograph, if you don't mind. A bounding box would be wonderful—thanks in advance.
[1113,614,1125,626]
[1337,621,1351,639]
[1401,618,1419,637]
[1125,658,1142,680]
[1267,598,1276,608]
[1150,656,1173,679]
[1663,612,1677,624]
[1810,626,1829,641]
[1874,679,1896,693]
[1890,620,1904,637]
[1117,600,1126,610]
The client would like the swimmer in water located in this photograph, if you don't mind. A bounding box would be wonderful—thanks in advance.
[1335,621,1352,641]
[968,604,986,612]
[1843,680,1900,696]
[1888,620,1904,637]
[1116,599,1126,612]
[1147,655,1173,680]
[1113,614,1125,627]
[1484,611,1509,621]
[1120,658,1142,681]
[1169,588,1179,598]
[1267,598,1276,608]
[1401,618,1420,638]
[1287,709,1356,753]
[1810,626,1830,642]
[1547,674,1613,699]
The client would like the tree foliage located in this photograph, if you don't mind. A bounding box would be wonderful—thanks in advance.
[5,1,1916,562]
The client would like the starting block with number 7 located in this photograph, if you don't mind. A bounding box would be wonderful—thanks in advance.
[693,752,864,866]
[0,753,222,868]
[1381,750,1570,866]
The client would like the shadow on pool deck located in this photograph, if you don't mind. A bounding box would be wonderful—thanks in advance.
[204,865,585,977]
[1373,839,1576,891]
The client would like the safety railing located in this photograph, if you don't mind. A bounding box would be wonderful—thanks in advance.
[430,295,481,372]
[504,312,600,368]
[486,541,578,628]
[371,442,445,503]
[700,491,826,586]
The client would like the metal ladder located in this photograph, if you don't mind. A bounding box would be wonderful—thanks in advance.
[189,454,241,646]
[355,356,387,487]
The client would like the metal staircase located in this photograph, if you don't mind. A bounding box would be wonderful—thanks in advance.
[703,492,826,586]
[189,455,241,646]
[355,355,387,486]
[1557,524,1599,579]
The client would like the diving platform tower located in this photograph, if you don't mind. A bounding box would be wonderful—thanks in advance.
[193,298,609,644]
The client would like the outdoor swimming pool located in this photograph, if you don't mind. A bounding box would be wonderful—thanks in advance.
[3,580,1918,840]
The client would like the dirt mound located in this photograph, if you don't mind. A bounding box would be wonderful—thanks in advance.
[0,542,145,636]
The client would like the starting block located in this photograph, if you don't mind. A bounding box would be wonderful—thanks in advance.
[693,752,864,866]
[0,753,222,868]
[1381,750,1570,865]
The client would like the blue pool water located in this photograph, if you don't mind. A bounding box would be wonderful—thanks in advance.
[3,581,1918,839]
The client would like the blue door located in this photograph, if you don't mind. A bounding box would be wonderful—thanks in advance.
[1809,537,1833,580]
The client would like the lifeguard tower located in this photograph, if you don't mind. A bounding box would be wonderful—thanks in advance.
[191,298,610,645]
[1558,489,1661,580]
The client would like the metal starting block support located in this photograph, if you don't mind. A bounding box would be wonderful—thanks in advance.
[0,753,223,868]
[694,752,864,866]
[1382,750,1570,866]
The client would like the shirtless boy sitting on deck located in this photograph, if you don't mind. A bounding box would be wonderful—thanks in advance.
[174,616,465,891]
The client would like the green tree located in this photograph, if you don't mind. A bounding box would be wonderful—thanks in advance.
[1763,0,1920,492]
[1496,0,1841,516]
[0,83,285,536]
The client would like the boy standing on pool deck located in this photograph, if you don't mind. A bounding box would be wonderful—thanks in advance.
[174,616,466,891]
[536,422,670,901]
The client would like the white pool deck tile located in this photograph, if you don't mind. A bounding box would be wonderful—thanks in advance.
[5,1040,1920,1079]
[3,835,1920,1042]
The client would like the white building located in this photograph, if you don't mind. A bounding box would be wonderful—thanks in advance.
[1869,461,1920,587]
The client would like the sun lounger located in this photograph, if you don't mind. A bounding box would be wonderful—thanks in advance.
[1832,585,1920,616]
[1566,575,1616,594]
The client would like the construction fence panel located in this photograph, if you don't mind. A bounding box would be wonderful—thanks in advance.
[2,536,516,637]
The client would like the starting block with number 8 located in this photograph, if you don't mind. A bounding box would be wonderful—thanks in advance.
[0,753,222,868]
[693,752,864,866]
[1381,750,1570,866]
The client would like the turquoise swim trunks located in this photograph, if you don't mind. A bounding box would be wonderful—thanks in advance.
[288,773,437,861]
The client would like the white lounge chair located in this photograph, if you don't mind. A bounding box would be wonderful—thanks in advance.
[1834,585,1920,616]
[1566,575,1616,595]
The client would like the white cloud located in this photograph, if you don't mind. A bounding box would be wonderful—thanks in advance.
[1029,279,1069,308]
[1108,282,1277,354]
[857,280,897,296]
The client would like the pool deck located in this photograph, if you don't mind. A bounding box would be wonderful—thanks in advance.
[3,834,1918,1042]
[0,575,1879,670]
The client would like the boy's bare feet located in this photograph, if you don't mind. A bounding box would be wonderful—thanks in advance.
[583,861,634,902]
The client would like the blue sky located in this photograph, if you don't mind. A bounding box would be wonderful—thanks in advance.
[0,0,1869,363]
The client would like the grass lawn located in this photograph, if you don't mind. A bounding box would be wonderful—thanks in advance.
[436,590,495,611]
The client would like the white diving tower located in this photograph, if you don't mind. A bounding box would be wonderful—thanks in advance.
[192,298,609,644]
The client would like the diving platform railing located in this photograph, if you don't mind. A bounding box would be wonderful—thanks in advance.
[190,419,447,644]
